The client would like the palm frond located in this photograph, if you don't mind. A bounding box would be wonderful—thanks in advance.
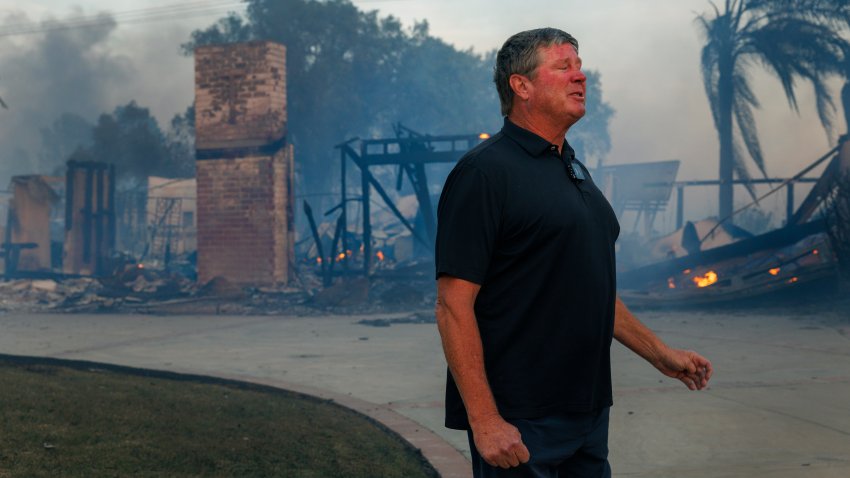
[732,59,758,107]
[747,0,850,30]
[732,75,766,178]
[699,41,722,128]
[802,70,837,140]
[696,0,850,214]
[744,18,843,126]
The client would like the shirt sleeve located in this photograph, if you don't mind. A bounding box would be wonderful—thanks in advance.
[435,163,502,284]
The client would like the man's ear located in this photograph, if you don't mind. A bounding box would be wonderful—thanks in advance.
[509,74,531,101]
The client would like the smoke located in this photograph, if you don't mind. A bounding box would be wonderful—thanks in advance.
[0,8,133,183]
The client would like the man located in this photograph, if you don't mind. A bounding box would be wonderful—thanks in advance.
[434,28,712,478]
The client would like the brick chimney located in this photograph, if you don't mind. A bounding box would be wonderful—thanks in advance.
[194,41,294,286]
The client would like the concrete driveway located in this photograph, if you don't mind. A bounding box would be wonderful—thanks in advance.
[0,307,848,477]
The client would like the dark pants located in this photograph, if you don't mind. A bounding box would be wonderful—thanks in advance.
[467,407,611,478]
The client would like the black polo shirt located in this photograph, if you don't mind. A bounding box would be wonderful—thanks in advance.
[435,117,620,430]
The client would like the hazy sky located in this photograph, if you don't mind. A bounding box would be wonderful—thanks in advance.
[1,0,841,224]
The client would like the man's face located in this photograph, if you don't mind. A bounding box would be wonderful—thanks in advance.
[525,43,586,129]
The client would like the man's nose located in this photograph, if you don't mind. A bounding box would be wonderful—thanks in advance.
[574,70,587,83]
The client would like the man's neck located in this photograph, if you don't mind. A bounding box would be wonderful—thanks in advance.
[507,111,569,152]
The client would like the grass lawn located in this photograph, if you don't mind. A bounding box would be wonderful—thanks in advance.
[0,357,437,478]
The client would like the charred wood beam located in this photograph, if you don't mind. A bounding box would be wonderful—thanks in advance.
[341,147,431,252]
[359,151,464,166]
[403,163,437,247]
[360,134,478,147]
[361,159,371,275]
[340,145,431,250]
[339,145,348,270]
[1,242,37,280]
[303,200,327,283]
[619,219,827,289]
[786,184,794,225]
[325,214,345,285]
[791,140,850,225]
[676,186,684,230]
[95,167,105,275]
[700,144,841,243]
[647,178,819,187]
[82,167,93,264]
[65,165,74,231]
[107,164,116,253]
[333,138,363,272]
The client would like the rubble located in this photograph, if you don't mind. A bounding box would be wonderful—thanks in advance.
[0,259,437,316]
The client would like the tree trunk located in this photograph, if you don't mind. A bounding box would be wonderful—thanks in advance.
[717,47,735,220]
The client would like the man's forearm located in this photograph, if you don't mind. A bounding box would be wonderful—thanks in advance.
[435,277,530,467]
[613,296,666,367]
[435,293,500,425]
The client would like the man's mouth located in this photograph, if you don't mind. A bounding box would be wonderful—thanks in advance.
[569,91,585,100]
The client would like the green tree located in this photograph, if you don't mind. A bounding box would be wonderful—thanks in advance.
[185,0,615,196]
[36,102,194,187]
[184,1,498,194]
[67,101,192,188]
[90,101,168,187]
[165,105,196,179]
[38,113,93,174]
[696,0,850,219]
[569,70,614,168]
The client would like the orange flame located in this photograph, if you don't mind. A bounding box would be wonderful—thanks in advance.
[768,267,780,276]
[479,133,491,140]
[693,271,718,288]
[316,257,323,265]
[788,277,799,284]
[337,253,346,261]
[667,277,676,289]
[376,250,385,261]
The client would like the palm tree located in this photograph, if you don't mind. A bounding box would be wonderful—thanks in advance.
[696,0,850,219]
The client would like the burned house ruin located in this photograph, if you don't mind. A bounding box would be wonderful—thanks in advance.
[2,162,115,279]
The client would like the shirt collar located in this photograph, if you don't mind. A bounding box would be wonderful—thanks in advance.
[501,117,575,159]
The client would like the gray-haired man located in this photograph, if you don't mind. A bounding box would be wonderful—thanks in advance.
[435,27,712,477]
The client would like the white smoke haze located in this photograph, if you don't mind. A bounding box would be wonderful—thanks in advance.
[0,8,132,181]
[351,0,842,223]
[0,5,200,186]
[1,0,843,225]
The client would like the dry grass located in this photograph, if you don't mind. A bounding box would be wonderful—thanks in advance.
[0,357,436,478]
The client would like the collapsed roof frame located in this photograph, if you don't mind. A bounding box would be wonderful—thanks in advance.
[330,125,482,276]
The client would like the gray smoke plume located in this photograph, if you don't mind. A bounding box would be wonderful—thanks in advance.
[0,9,133,184]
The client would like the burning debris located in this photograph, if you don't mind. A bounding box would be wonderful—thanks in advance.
[619,138,850,307]
[620,223,837,307]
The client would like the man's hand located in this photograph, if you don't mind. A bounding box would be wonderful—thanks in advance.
[613,296,713,391]
[653,347,713,390]
[470,415,531,469]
